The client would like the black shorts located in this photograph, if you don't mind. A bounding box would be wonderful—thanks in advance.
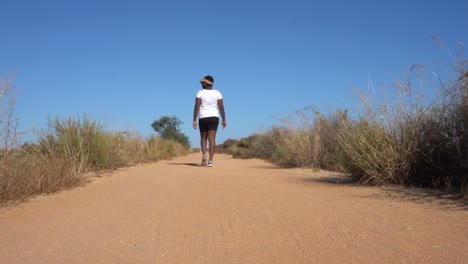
[199,117,219,132]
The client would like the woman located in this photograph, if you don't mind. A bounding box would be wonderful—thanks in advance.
[193,75,227,167]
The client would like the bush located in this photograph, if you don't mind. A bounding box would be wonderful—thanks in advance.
[151,116,191,148]
[224,134,277,160]
[338,117,413,185]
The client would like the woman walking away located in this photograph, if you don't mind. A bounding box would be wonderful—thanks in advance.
[193,75,227,167]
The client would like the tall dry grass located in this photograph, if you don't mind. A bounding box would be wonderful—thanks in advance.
[338,88,420,185]
[268,109,345,170]
[223,109,345,170]
[1,117,188,205]
[226,49,467,194]
[337,58,467,190]
[0,76,189,205]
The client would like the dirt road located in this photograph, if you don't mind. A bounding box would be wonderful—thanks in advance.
[0,153,466,263]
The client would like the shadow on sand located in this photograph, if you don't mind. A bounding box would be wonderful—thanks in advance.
[296,174,356,186]
[375,185,468,211]
[166,162,200,167]
[292,174,467,211]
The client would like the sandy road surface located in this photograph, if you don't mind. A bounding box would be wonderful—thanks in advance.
[0,153,467,264]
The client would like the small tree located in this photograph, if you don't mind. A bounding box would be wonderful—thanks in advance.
[151,116,190,148]
[0,73,24,160]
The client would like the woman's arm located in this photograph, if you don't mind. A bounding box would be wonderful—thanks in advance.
[193,97,201,129]
[218,99,227,129]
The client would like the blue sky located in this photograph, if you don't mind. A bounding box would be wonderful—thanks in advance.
[1,0,467,147]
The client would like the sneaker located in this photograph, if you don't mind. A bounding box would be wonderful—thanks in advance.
[201,155,208,166]
[208,161,214,167]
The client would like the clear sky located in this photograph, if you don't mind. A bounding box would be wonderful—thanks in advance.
[1,0,467,147]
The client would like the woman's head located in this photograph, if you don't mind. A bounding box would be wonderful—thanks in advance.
[200,75,214,89]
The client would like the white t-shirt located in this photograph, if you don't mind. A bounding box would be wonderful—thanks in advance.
[196,89,223,119]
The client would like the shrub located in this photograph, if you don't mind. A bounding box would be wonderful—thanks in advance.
[151,116,191,148]
[223,134,277,160]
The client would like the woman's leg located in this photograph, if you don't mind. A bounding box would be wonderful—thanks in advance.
[207,129,217,161]
[200,131,208,156]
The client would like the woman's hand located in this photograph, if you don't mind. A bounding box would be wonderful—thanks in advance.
[192,121,197,129]
[222,121,227,129]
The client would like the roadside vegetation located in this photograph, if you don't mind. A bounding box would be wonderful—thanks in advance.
[225,43,467,196]
[151,115,191,148]
[0,75,189,205]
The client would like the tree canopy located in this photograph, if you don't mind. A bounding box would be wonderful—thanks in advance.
[151,116,190,148]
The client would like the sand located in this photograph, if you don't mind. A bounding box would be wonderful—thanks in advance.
[0,153,466,263]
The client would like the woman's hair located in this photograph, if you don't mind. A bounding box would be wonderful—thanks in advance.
[203,75,214,84]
